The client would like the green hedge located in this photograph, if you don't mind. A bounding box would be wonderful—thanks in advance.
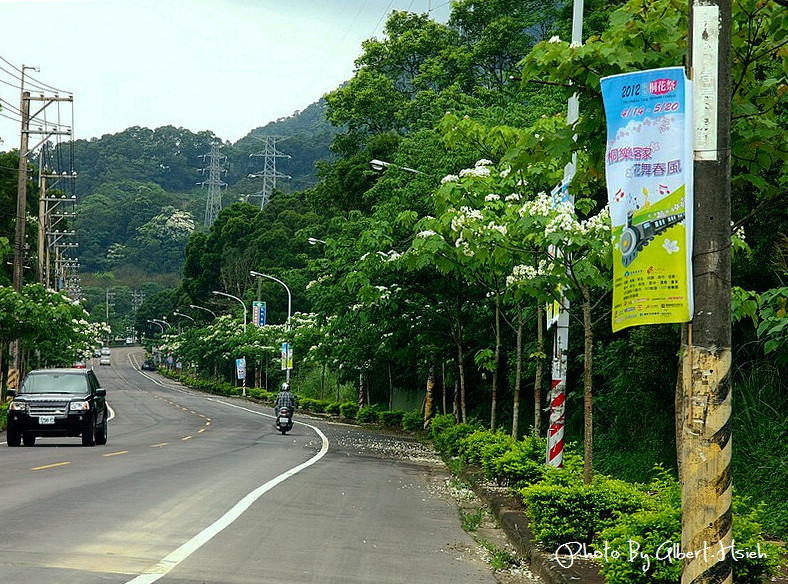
[380,410,405,427]
[356,405,380,424]
[0,400,7,431]
[428,419,784,583]
[339,402,359,420]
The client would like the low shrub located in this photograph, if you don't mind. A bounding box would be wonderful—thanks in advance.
[248,388,274,402]
[433,421,476,456]
[491,436,548,488]
[596,471,784,584]
[0,400,7,431]
[458,429,511,467]
[402,411,423,432]
[356,405,380,424]
[298,397,329,413]
[379,410,405,427]
[339,402,359,420]
[429,414,456,439]
[521,473,650,549]
[325,402,341,415]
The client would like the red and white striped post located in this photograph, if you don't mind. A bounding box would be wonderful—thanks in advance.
[547,307,569,468]
[546,0,583,469]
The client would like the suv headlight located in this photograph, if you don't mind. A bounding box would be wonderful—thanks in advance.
[9,401,27,412]
[69,401,90,411]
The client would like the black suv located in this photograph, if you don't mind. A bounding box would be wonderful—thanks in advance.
[7,368,108,447]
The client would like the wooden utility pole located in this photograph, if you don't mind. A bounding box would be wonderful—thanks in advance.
[680,2,732,584]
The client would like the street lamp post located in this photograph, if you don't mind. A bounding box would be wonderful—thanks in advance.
[250,271,292,383]
[147,319,165,334]
[307,237,326,245]
[212,290,248,396]
[189,304,217,319]
[172,311,195,334]
[211,291,247,332]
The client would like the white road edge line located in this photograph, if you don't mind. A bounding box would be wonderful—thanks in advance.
[123,410,329,584]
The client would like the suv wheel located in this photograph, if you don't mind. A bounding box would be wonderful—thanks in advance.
[95,417,108,446]
[22,433,36,447]
[7,429,21,447]
[82,417,96,447]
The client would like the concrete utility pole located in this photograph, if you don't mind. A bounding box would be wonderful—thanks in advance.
[199,142,227,226]
[680,2,732,584]
[247,135,290,208]
[12,88,31,292]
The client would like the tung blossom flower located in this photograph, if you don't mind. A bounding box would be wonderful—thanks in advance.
[459,166,491,178]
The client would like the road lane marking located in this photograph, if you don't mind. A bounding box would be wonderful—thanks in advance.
[31,461,71,471]
[181,436,193,441]
[124,419,329,584]
[103,450,129,457]
[150,443,169,448]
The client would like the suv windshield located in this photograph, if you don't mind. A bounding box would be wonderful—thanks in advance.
[20,372,88,395]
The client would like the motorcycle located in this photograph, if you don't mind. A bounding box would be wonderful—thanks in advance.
[275,407,293,435]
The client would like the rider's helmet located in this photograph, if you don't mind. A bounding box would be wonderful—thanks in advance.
[281,382,290,391]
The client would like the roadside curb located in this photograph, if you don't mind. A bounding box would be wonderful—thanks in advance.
[462,469,604,584]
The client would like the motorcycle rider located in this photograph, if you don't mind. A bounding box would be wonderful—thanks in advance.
[274,382,295,418]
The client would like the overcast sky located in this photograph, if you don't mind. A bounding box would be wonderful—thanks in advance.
[0,0,451,148]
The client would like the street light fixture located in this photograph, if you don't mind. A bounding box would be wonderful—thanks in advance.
[189,304,217,318]
[250,271,292,382]
[211,290,247,332]
[147,319,165,334]
[307,237,326,246]
[173,311,195,322]
[369,159,424,175]
[152,318,171,330]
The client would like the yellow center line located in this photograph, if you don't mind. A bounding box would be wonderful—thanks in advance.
[198,428,206,434]
[181,435,193,441]
[31,461,71,471]
[150,442,169,448]
[103,450,129,458]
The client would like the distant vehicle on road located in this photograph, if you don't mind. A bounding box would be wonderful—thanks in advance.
[125,337,133,345]
[141,360,155,371]
[100,355,111,366]
[93,348,102,358]
[6,368,108,447]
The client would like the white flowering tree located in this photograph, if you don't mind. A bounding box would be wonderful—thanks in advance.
[410,158,544,429]
[412,114,613,477]
[0,284,108,396]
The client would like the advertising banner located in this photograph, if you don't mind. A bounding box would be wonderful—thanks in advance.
[601,67,694,332]
[236,357,246,380]
[280,342,293,371]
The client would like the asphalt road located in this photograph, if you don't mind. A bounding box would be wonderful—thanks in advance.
[0,347,500,584]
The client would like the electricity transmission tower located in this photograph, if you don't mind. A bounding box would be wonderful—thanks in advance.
[199,143,227,226]
[246,135,290,208]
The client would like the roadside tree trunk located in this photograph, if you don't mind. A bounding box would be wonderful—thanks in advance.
[424,360,436,429]
[582,284,593,485]
[534,303,544,437]
[512,300,524,440]
[490,293,501,431]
